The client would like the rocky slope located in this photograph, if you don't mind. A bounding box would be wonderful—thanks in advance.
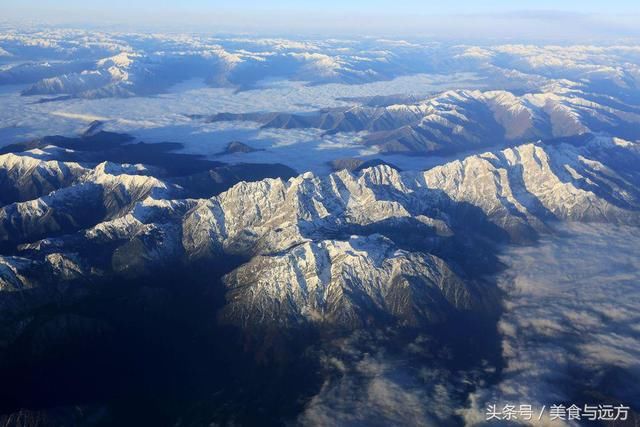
[0,153,88,205]
[221,234,488,330]
[1,133,638,331]
[199,88,640,154]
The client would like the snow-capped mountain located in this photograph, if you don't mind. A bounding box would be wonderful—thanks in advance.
[21,53,137,97]
[1,130,638,331]
[202,88,640,154]
[0,160,174,246]
[221,234,490,329]
[20,51,196,98]
[3,31,639,102]
[0,152,87,205]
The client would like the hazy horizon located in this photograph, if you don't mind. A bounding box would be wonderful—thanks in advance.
[3,0,640,41]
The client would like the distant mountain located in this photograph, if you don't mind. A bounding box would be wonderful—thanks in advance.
[18,51,238,99]
[198,88,640,154]
[329,157,400,172]
[219,141,262,155]
[3,32,639,103]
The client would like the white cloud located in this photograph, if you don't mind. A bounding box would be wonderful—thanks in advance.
[461,222,640,425]
[298,332,474,427]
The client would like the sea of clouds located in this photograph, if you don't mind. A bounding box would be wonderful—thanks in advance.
[0,73,483,173]
[462,222,640,426]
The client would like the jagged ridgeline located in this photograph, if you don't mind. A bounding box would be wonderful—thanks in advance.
[1,127,640,424]
[193,89,640,155]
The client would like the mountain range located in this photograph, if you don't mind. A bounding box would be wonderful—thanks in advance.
[1,131,638,334]
[197,88,640,154]
[2,29,640,426]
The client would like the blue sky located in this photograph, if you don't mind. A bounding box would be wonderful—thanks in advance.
[4,0,640,39]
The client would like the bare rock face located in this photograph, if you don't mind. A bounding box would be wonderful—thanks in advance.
[0,153,88,205]
[221,234,485,329]
[201,89,640,154]
[419,138,640,238]
[0,160,176,246]
[0,133,639,331]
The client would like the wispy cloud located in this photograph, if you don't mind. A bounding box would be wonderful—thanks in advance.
[298,331,485,427]
[461,222,640,425]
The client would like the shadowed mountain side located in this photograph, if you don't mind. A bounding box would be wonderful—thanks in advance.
[329,158,401,173]
[0,132,639,425]
[0,132,225,177]
[172,163,296,199]
[216,141,263,155]
[3,135,638,332]
[194,88,640,155]
[0,258,324,427]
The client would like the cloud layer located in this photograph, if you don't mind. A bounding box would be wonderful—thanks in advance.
[462,222,640,425]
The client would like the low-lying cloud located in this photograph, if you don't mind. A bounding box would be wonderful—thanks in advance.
[298,331,487,427]
[462,222,640,425]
